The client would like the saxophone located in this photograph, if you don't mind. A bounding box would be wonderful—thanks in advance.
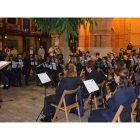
[105,80,113,95]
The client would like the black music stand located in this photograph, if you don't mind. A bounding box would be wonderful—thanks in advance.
[0,61,13,108]
[36,73,51,121]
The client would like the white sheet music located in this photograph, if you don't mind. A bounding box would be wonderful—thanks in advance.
[18,62,23,68]
[35,62,38,65]
[12,61,18,68]
[83,79,99,94]
[49,64,52,69]
[51,63,57,70]
[0,61,9,68]
[45,63,49,68]
[31,62,34,65]
[37,73,51,84]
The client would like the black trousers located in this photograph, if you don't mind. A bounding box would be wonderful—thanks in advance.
[88,109,108,122]
[1,71,12,86]
[43,95,60,119]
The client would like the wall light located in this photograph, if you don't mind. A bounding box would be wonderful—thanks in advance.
[5,36,7,39]
[39,38,40,40]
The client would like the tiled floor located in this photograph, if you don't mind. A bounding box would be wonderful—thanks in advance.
[0,81,96,122]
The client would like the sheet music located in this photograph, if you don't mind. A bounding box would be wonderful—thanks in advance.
[37,73,51,84]
[18,62,23,68]
[31,62,34,65]
[83,79,99,94]
[0,61,9,68]
[45,63,49,68]
[51,63,57,70]
[35,62,38,65]
[49,64,52,69]
[12,61,18,68]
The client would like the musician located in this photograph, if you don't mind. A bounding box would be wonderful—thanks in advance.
[100,56,110,75]
[88,67,135,122]
[86,51,91,60]
[28,47,35,56]
[48,45,56,58]
[29,54,35,75]
[73,56,83,76]
[134,68,140,99]
[95,53,102,63]
[69,55,74,63]
[133,56,140,71]
[15,54,30,86]
[81,55,87,70]
[40,63,80,122]
[123,53,131,70]
[110,53,115,67]
[119,48,124,59]
[81,60,103,97]
[0,57,12,89]
[126,43,133,53]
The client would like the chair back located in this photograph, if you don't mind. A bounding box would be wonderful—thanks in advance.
[58,87,79,108]
[120,105,132,122]
[112,105,124,122]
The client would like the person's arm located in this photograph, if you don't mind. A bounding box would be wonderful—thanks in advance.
[107,90,124,112]
[43,49,45,54]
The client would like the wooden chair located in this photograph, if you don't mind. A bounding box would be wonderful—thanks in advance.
[84,81,105,110]
[131,99,138,122]
[51,87,81,122]
[131,94,140,122]
[112,105,124,122]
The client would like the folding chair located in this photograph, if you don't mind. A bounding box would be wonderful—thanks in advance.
[51,87,81,122]
[131,94,140,122]
[131,99,138,122]
[112,105,124,122]
[112,104,133,122]
[84,81,105,110]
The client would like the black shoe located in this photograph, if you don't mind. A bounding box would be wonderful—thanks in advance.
[40,117,51,122]
[70,108,76,114]
[3,85,8,90]
[98,103,103,107]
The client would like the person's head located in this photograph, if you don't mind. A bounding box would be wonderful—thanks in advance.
[120,48,123,51]
[85,60,95,73]
[107,73,114,80]
[38,55,42,60]
[9,54,13,60]
[102,56,107,63]
[96,53,100,58]
[110,53,115,59]
[114,59,124,69]
[63,63,77,77]
[52,45,55,49]
[30,47,33,50]
[123,53,128,60]
[86,51,90,57]
[135,68,140,86]
[46,56,51,61]
[13,47,15,50]
[114,67,131,88]
[40,45,43,48]
[18,54,22,59]
[35,55,38,59]
[30,54,33,58]
[128,43,132,47]
[137,56,140,65]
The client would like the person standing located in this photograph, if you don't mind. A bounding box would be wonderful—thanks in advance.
[38,45,45,60]
[28,47,35,56]
[11,47,18,58]
[48,45,56,58]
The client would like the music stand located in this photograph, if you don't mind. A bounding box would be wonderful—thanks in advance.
[36,73,51,121]
[0,61,13,108]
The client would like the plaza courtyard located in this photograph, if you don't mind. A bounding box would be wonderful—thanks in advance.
[0,81,92,122]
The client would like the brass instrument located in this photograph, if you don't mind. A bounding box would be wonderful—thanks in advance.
[105,80,113,95]
[58,72,64,81]
[80,69,85,81]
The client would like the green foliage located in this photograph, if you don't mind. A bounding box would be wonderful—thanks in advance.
[31,97,39,100]
[31,18,98,40]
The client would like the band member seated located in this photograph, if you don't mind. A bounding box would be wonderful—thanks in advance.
[123,53,131,70]
[81,60,103,97]
[88,67,135,122]
[95,53,102,63]
[134,68,140,99]
[133,56,140,71]
[73,56,82,76]
[40,63,80,122]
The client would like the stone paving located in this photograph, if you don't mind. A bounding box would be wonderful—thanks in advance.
[0,81,97,122]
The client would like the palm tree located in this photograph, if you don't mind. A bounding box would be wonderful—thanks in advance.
[31,18,98,63]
